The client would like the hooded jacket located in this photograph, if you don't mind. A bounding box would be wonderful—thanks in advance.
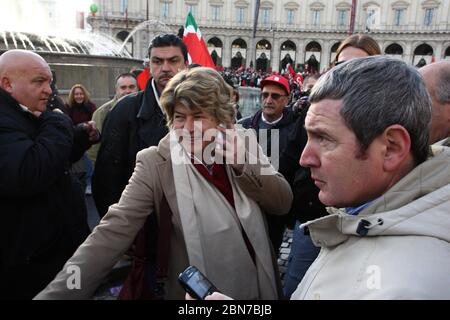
[292,146,450,300]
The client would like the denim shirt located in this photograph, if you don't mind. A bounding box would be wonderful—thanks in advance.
[345,200,375,216]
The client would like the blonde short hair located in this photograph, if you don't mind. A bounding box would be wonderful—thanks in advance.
[160,67,235,127]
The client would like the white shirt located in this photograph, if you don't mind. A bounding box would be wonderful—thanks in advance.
[261,112,283,125]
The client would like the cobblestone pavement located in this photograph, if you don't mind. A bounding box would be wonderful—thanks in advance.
[278,228,293,286]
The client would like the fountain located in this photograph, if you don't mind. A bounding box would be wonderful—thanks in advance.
[118,19,174,55]
[0,27,143,106]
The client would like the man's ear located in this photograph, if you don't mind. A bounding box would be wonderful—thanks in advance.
[0,75,13,93]
[381,124,412,172]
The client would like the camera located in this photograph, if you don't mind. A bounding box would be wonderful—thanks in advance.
[178,266,219,300]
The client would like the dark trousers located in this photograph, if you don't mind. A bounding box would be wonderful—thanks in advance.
[1,246,72,300]
[265,213,290,255]
[283,220,320,299]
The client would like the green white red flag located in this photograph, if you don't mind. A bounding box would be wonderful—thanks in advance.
[182,12,215,68]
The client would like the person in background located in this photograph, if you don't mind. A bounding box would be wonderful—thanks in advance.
[224,77,242,122]
[66,84,96,125]
[333,33,381,66]
[200,56,450,300]
[92,34,188,218]
[292,56,450,299]
[87,73,138,165]
[232,87,243,122]
[35,67,293,300]
[240,75,297,255]
[46,71,100,166]
[66,83,97,193]
[46,70,68,113]
[419,61,450,146]
[0,49,90,299]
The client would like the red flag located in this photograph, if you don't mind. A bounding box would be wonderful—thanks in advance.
[183,12,215,68]
[136,67,150,90]
[287,63,296,77]
[287,63,303,85]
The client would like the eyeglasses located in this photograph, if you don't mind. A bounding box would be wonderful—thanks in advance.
[261,92,288,100]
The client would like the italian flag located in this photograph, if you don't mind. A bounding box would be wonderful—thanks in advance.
[183,12,215,68]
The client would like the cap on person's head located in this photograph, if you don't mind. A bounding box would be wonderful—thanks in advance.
[260,75,290,95]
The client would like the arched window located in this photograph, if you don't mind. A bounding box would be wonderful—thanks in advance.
[385,43,404,55]
[445,46,450,59]
[413,43,434,66]
[256,40,272,72]
[207,37,223,66]
[330,42,341,64]
[305,41,321,74]
[280,40,296,71]
[231,38,247,69]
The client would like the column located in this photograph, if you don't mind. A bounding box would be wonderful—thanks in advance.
[435,42,443,61]
[272,33,280,72]
[223,35,232,68]
[405,41,413,65]
[321,40,331,71]
[297,39,305,65]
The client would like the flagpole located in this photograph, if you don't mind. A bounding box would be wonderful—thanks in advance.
[251,0,261,70]
[349,0,357,35]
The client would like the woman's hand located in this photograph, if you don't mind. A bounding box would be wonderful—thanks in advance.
[214,124,245,174]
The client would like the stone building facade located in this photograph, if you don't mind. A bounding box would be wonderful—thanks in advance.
[88,0,450,71]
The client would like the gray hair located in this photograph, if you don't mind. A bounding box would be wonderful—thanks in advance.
[309,56,431,164]
[435,67,450,105]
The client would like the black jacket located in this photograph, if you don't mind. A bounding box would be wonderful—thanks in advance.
[0,88,89,297]
[278,115,328,224]
[92,80,169,217]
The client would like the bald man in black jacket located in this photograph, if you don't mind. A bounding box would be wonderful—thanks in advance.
[0,50,90,299]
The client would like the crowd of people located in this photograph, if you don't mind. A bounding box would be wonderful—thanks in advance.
[1,31,449,300]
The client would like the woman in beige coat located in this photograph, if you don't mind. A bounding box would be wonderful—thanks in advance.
[35,67,293,300]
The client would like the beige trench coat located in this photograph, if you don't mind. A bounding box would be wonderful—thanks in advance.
[35,133,293,299]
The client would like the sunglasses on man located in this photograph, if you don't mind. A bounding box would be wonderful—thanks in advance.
[261,92,288,100]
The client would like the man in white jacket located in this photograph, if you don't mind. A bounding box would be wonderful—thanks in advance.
[291,56,450,299]
[198,56,450,301]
